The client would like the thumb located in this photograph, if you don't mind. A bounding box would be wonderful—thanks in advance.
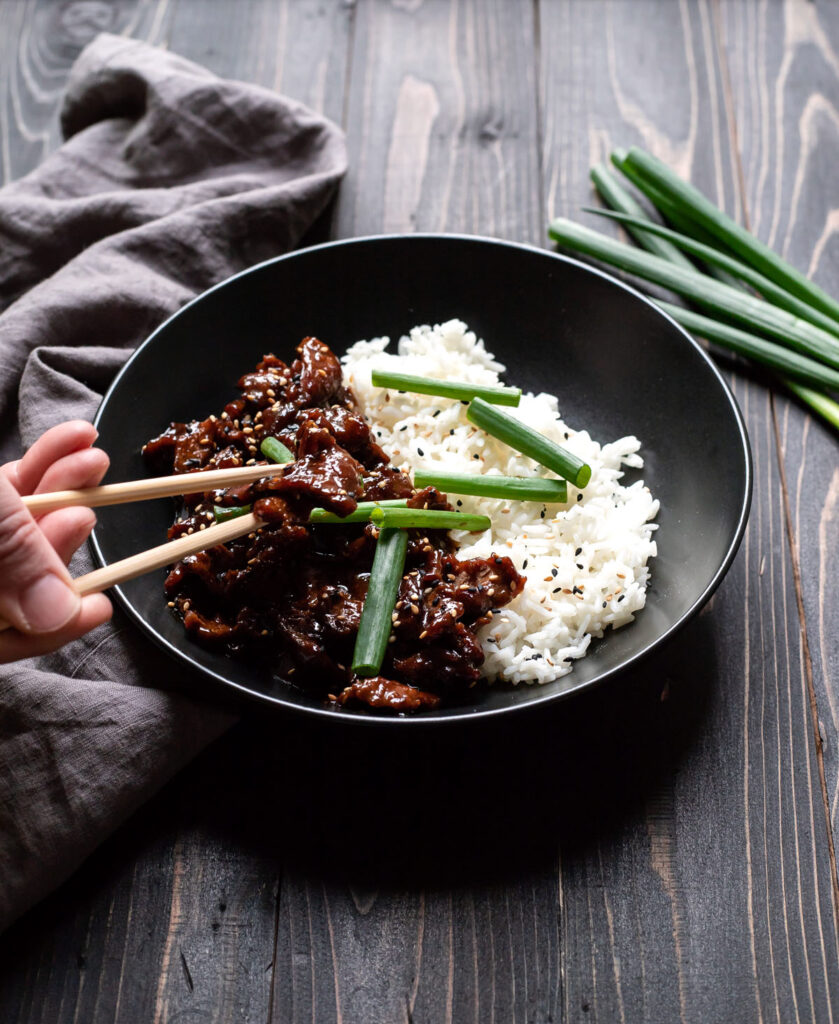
[0,474,81,634]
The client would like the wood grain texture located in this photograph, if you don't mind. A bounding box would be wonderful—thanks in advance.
[166,0,353,122]
[0,0,173,186]
[541,1,839,1021]
[719,0,839,846]
[0,1,838,1022]
[337,0,542,241]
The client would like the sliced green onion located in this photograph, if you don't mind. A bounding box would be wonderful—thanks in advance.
[466,397,591,489]
[351,527,409,678]
[370,370,521,407]
[587,209,839,338]
[590,163,694,268]
[414,468,568,503]
[260,437,294,463]
[307,499,408,524]
[784,380,839,431]
[371,507,491,532]
[656,302,839,392]
[547,217,839,370]
[622,146,839,326]
[213,503,252,523]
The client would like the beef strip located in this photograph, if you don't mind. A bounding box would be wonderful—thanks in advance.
[143,337,525,713]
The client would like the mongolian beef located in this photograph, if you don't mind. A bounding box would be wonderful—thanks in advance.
[142,337,525,712]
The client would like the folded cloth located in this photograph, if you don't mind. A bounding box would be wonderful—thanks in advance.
[0,33,347,933]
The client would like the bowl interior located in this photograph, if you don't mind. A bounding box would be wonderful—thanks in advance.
[92,235,750,722]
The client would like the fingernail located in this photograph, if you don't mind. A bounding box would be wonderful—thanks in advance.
[18,574,81,633]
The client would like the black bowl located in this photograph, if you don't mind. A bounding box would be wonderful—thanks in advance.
[91,234,751,724]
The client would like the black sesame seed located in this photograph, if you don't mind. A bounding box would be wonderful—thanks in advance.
[602,601,607,608]
[572,586,582,595]
[457,499,463,507]
[432,409,441,417]
[460,400,469,406]
[540,509,545,518]
[399,425,408,432]
[551,568,558,577]
[576,563,584,570]
[577,493,583,502]
[473,453,480,459]
[417,447,425,456]
[618,595,625,603]
[564,432,569,440]
[553,587,562,593]
[522,559,528,569]
[449,429,455,436]
[575,547,582,556]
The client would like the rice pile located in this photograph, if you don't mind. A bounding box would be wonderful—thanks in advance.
[342,319,659,685]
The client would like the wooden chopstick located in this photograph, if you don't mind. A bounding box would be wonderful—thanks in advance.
[0,511,264,634]
[73,511,263,596]
[21,463,287,516]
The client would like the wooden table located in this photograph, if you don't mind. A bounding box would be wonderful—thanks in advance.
[2,1,838,1021]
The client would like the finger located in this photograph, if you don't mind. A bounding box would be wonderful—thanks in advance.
[33,447,110,497]
[0,474,81,633]
[37,507,97,565]
[0,593,112,663]
[1,460,21,489]
[15,421,98,495]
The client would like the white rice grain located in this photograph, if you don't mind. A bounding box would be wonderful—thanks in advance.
[342,319,659,685]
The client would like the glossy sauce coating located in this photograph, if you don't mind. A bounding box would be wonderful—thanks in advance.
[143,338,525,712]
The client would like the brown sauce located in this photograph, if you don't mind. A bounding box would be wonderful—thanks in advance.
[143,337,525,712]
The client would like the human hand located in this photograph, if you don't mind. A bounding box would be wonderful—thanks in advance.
[0,421,113,663]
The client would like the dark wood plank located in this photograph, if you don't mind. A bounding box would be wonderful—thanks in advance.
[0,3,351,1023]
[539,1,839,1021]
[268,3,554,1020]
[0,0,173,186]
[336,0,543,242]
[166,0,352,123]
[719,0,839,860]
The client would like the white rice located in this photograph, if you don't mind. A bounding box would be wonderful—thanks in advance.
[342,319,659,686]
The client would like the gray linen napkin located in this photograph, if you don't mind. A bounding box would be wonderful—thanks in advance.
[0,33,347,933]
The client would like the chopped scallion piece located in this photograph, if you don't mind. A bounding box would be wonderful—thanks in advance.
[466,397,591,489]
[213,504,252,523]
[370,507,491,532]
[370,370,521,406]
[260,437,294,463]
[414,468,567,503]
[352,527,409,678]
[307,499,408,524]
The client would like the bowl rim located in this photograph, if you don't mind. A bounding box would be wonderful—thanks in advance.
[91,232,753,726]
